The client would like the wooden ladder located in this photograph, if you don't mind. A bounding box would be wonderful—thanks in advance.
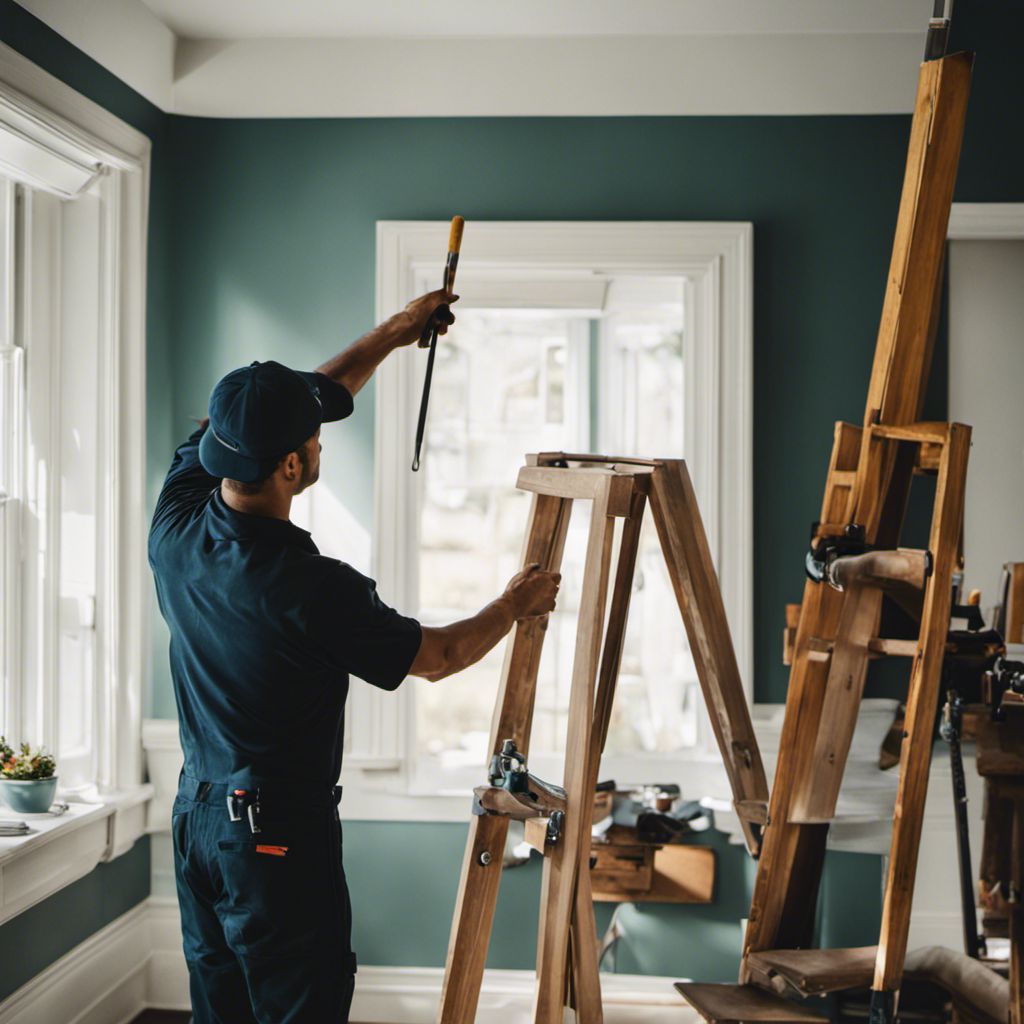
[678,46,975,1024]
[436,454,768,1024]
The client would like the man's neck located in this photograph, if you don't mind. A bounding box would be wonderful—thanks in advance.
[219,482,293,522]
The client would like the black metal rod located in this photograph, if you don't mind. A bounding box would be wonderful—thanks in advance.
[943,690,986,959]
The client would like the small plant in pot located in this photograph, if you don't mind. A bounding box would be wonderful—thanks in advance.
[0,737,58,813]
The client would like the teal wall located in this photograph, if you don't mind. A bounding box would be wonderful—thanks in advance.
[0,0,164,1002]
[1,0,1021,1001]
[160,109,914,978]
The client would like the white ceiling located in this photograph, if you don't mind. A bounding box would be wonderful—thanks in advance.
[136,0,924,40]
[13,0,934,116]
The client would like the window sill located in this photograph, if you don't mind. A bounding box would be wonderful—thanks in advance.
[0,784,153,925]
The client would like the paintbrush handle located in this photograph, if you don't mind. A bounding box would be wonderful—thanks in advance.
[418,216,464,348]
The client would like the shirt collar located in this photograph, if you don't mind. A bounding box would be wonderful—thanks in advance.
[207,491,319,554]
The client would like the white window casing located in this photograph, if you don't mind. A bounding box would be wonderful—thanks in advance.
[0,40,151,921]
[351,220,753,820]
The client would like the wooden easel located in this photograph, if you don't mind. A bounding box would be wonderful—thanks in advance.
[677,46,976,1024]
[436,454,769,1024]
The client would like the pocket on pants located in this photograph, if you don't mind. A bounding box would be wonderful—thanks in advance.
[216,833,347,959]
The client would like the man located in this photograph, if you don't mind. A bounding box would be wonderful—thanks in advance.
[149,288,560,1024]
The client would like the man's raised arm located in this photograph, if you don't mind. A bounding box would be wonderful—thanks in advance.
[316,289,458,397]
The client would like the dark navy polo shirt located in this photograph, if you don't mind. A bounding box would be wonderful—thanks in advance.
[149,425,422,787]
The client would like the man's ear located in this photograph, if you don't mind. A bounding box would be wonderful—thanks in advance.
[278,451,302,483]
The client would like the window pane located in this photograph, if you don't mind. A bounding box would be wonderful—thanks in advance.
[601,286,699,753]
[415,280,701,770]
[416,311,585,765]
[56,190,101,782]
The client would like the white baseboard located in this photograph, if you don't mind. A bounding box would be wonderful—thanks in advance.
[0,903,150,1024]
[1,895,696,1024]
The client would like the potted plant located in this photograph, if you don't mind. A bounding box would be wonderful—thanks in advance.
[0,737,58,813]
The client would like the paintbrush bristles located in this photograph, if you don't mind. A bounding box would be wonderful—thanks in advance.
[448,216,465,254]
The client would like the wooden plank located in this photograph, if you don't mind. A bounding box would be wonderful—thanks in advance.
[746,948,877,996]
[437,492,571,1024]
[783,604,801,666]
[864,52,973,428]
[533,479,615,1024]
[649,460,768,856]
[516,465,635,517]
[569,861,603,1024]
[790,583,883,823]
[592,489,647,758]
[563,487,648,1017]
[532,451,660,469]
[742,422,859,968]
[1006,563,1024,644]
[674,984,827,1024]
[975,717,1024,778]
[593,843,714,904]
[871,422,950,444]
[873,423,971,994]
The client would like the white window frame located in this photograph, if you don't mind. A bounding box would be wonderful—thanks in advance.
[0,41,151,923]
[340,221,751,821]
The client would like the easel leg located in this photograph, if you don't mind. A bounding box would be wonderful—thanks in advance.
[534,482,615,1024]
[872,425,971,1005]
[569,864,602,1021]
[438,493,571,1024]
[563,491,647,1022]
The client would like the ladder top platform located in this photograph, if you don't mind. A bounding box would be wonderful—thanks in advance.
[674,983,828,1024]
[745,948,877,996]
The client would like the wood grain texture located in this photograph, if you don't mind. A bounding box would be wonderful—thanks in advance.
[437,492,571,1024]
[789,582,883,822]
[864,53,973,428]
[516,465,635,517]
[674,983,827,1024]
[873,423,971,993]
[742,424,856,966]
[746,947,878,996]
[533,479,614,1024]
[1006,563,1024,644]
[649,460,768,855]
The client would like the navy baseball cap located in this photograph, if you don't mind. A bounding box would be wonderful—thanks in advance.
[199,361,354,483]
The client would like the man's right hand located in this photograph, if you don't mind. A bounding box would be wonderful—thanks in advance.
[503,564,561,620]
[400,288,459,346]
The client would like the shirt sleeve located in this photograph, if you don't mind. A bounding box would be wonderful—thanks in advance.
[307,565,422,691]
[150,427,220,536]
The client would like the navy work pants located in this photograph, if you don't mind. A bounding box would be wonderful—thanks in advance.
[172,775,356,1024]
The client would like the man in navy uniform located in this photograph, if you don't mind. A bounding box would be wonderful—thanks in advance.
[149,288,560,1024]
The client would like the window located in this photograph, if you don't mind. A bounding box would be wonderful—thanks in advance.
[0,45,149,799]
[340,222,750,819]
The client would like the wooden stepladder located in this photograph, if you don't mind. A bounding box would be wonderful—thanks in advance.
[677,43,977,1024]
[437,454,768,1024]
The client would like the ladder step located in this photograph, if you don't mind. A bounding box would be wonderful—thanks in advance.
[871,421,948,445]
[674,983,828,1023]
[745,948,877,996]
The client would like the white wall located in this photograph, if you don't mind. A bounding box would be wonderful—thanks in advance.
[948,239,1024,601]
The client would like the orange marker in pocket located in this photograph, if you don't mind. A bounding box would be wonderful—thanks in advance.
[256,845,289,857]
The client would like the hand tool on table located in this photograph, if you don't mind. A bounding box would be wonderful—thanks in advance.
[412,215,464,472]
